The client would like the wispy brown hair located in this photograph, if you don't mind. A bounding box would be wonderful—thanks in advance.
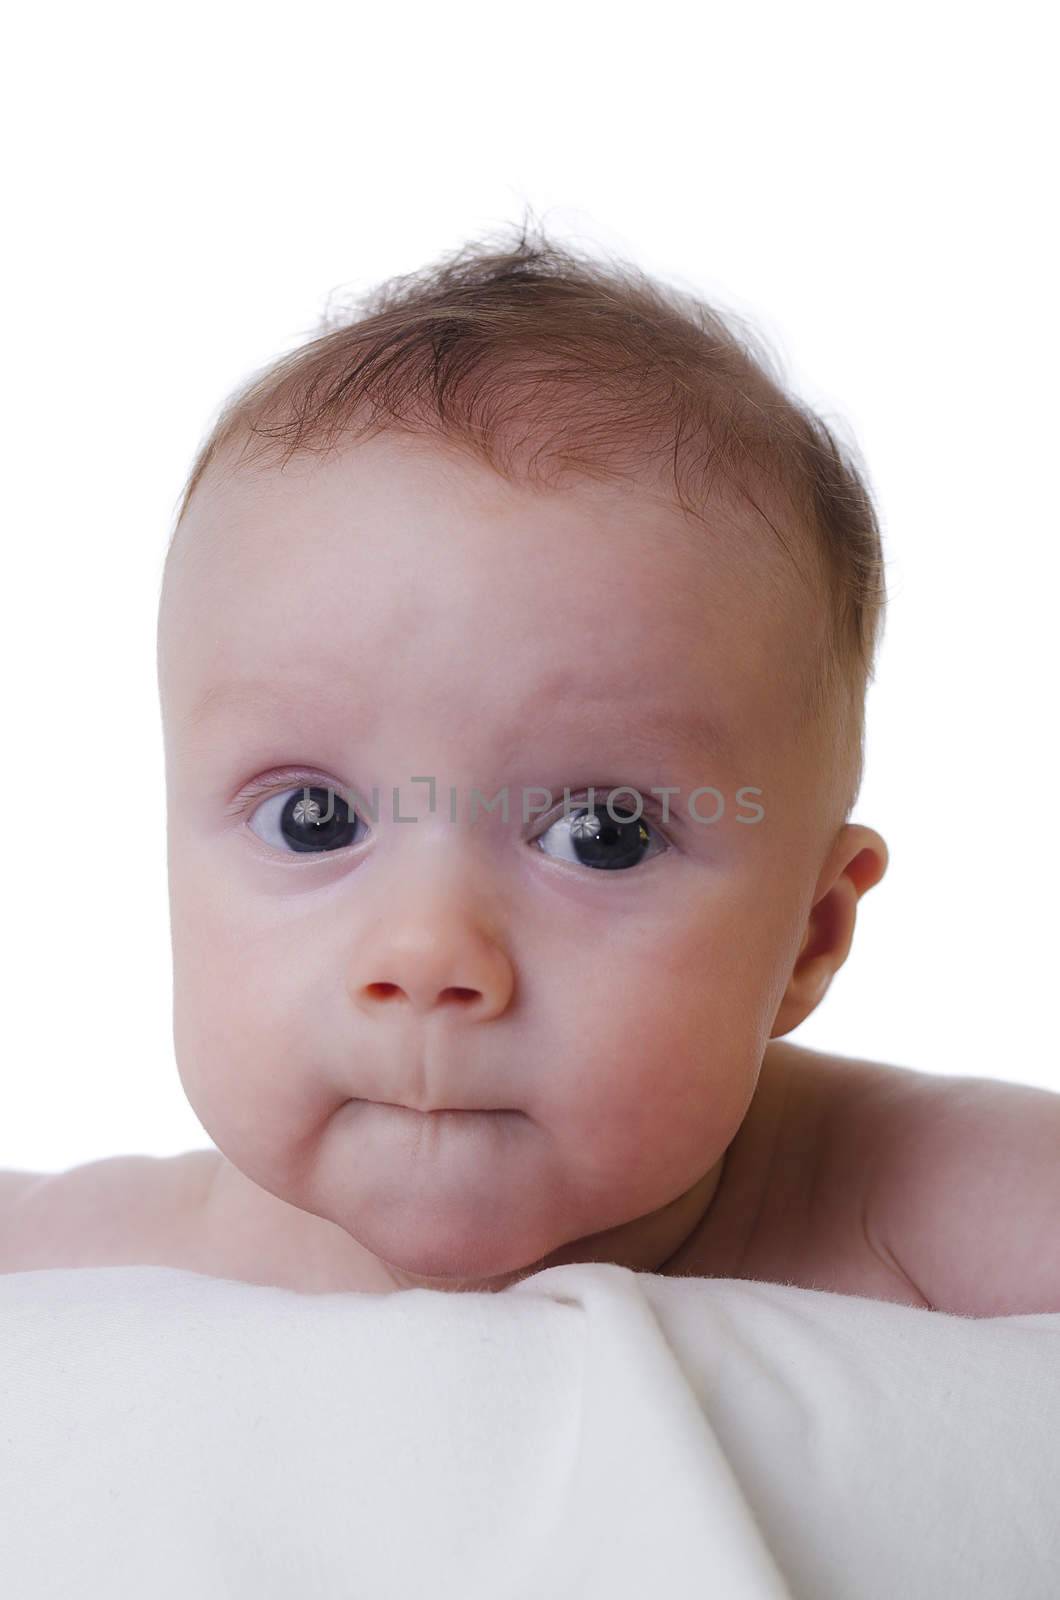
[167,211,886,817]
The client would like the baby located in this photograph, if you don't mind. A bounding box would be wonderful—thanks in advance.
[4,222,1058,1315]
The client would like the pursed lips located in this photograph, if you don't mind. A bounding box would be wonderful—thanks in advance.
[361,1099,521,1117]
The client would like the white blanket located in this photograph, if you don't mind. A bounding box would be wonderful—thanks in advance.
[1,1261,1058,1598]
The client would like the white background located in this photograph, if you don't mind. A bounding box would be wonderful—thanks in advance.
[2,1,1056,1173]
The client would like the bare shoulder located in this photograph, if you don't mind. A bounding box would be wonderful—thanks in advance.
[0,1167,46,1257]
[706,1038,943,1306]
[763,1037,946,1222]
[753,1042,1060,1313]
[744,1035,939,1191]
[0,1167,42,1204]
[766,1035,938,1111]
[793,1045,1060,1214]
[843,1062,1060,1316]
[0,1152,214,1274]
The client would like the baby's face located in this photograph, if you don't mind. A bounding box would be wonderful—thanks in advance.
[157,433,838,1287]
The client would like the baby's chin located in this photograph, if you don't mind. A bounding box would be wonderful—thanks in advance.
[306,1117,588,1285]
[330,1186,569,1287]
[375,1254,554,1295]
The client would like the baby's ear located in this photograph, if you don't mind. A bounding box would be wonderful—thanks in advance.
[770,824,888,1039]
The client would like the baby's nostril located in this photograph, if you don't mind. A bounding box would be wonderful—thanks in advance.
[362,982,478,1004]
[365,982,401,1000]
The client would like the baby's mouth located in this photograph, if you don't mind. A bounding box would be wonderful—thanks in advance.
[363,1097,492,1113]
[400,1106,520,1120]
[359,1098,518,1118]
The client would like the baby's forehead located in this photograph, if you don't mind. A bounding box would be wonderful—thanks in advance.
[181,438,656,567]
[160,438,824,748]
[171,433,813,613]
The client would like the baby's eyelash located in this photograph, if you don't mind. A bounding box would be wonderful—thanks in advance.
[226,769,343,818]
[540,790,670,826]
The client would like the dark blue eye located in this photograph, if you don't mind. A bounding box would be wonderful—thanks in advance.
[534,800,665,872]
[248,785,363,854]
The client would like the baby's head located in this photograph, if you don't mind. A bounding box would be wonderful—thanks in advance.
[156,221,888,1291]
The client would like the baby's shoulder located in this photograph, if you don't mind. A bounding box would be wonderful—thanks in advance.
[765,1038,944,1224]
[701,1039,941,1305]
[758,1043,1060,1315]
[0,1152,211,1274]
[817,1055,1060,1316]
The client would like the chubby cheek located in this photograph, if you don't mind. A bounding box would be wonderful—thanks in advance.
[547,898,788,1205]
[168,860,335,1177]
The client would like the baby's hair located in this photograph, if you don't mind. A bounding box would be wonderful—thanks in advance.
[169,209,886,820]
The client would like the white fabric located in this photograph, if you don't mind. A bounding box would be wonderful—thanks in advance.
[2,1260,1058,1598]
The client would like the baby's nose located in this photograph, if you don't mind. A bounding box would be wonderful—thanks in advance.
[346,921,515,1022]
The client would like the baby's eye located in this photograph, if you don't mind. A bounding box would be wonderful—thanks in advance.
[534,799,667,872]
[247,785,365,854]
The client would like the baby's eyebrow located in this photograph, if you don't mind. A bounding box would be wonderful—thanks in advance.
[179,677,304,733]
[176,676,735,770]
[501,661,738,770]
[528,699,735,770]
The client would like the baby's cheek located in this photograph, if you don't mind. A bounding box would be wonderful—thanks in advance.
[169,902,327,1157]
[548,979,737,1170]
[595,929,768,1132]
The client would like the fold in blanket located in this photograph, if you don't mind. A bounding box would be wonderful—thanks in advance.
[1,1261,1058,1598]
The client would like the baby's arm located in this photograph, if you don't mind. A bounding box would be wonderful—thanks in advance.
[862,1071,1060,1317]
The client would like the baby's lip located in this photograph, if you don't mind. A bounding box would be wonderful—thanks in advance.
[362,1097,514,1116]
[396,1102,470,1113]
[395,1102,503,1114]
